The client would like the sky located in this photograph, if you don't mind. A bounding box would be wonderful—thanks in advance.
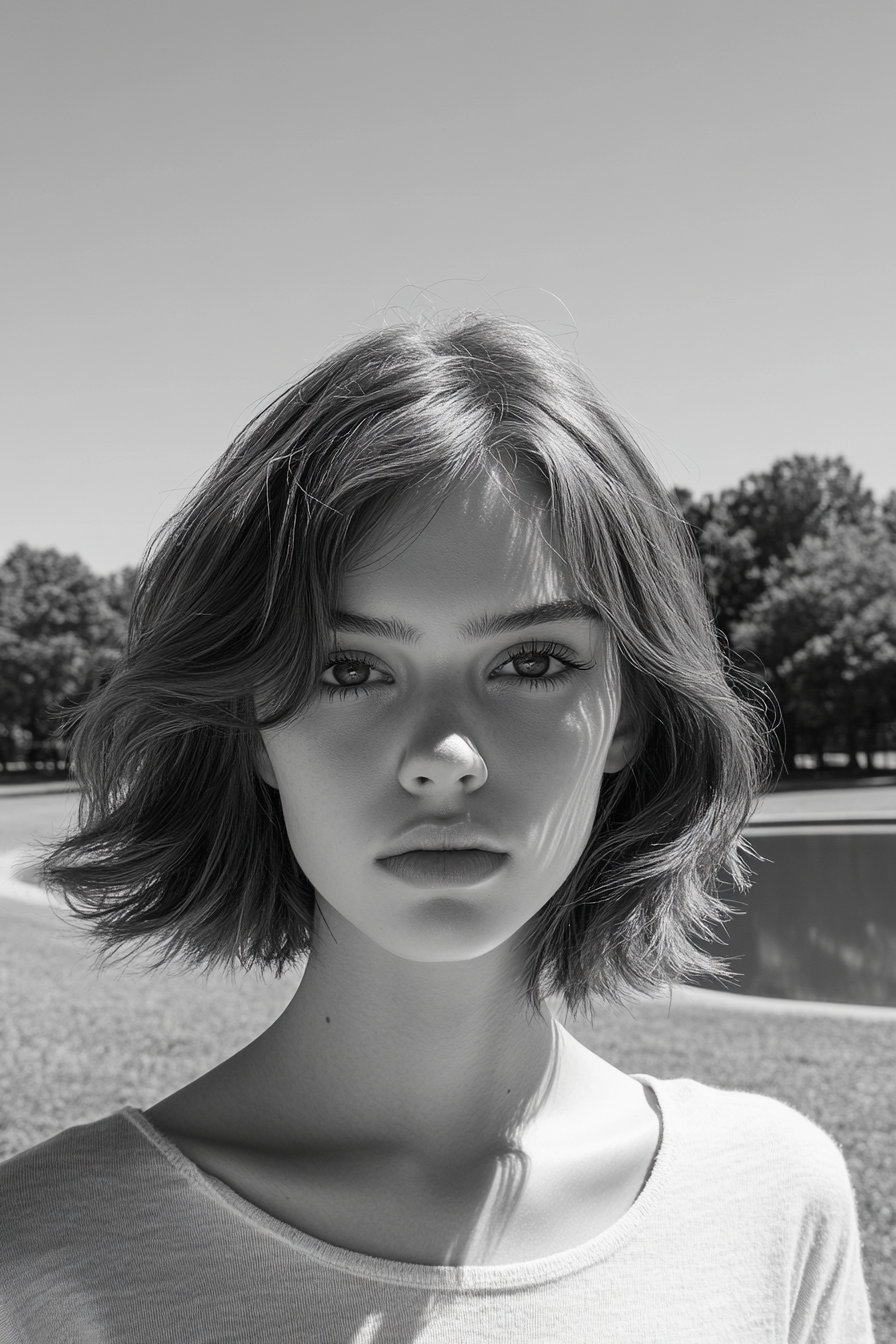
[2,0,894,575]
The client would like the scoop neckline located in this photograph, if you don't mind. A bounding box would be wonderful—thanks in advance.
[122,1071,670,1290]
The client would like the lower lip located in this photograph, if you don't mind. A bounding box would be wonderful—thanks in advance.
[378,849,508,886]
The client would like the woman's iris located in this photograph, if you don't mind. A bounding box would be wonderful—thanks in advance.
[512,653,551,677]
[332,660,370,686]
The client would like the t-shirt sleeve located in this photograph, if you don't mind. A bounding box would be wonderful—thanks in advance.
[786,1127,875,1344]
[0,1290,25,1344]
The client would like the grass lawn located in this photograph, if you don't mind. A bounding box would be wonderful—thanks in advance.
[2,896,894,1341]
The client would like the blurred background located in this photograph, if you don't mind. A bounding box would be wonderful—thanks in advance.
[1,0,895,1333]
[2,0,894,574]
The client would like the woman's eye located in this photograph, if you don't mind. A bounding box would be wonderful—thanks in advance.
[321,656,387,689]
[320,642,590,700]
[492,643,589,685]
[320,653,396,699]
[496,651,556,678]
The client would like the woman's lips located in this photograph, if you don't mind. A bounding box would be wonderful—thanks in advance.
[377,849,508,886]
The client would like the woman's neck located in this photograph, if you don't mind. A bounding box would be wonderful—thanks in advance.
[143,896,661,1267]
[248,897,561,1162]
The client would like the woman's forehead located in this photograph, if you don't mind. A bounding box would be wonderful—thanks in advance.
[338,467,575,619]
[352,462,554,561]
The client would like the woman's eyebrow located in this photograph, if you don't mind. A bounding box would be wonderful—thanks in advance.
[330,599,601,645]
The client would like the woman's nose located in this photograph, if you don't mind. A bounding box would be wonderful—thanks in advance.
[397,732,488,796]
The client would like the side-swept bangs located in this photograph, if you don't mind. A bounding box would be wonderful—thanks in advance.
[38,313,770,1011]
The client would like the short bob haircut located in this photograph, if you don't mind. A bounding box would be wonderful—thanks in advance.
[39,313,770,1013]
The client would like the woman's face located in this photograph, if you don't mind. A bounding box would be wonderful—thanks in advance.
[258,465,636,963]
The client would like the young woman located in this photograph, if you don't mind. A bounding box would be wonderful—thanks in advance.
[1,315,874,1341]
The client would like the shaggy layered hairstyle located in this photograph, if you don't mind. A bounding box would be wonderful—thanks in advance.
[38,313,770,1012]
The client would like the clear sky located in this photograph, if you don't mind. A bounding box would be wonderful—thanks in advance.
[2,0,894,575]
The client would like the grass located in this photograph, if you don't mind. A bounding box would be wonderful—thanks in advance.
[2,897,894,1342]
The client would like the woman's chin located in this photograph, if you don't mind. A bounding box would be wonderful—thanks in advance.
[366,899,524,964]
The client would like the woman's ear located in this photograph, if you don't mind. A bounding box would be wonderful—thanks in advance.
[604,697,641,774]
[255,736,279,790]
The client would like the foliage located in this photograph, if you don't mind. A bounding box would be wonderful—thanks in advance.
[674,455,876,640]
[732,525,896,765]
[0,545,133,765]
[882,491,896,544]
[675,457,895,768]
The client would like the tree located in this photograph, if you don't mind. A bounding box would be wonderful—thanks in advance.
[731,525,896,770]
[674,456,876,641]
[882,490,896,544]
[102,565,138,621]
[0,545,131,766]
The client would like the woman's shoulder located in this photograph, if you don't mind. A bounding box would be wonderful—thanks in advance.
[1,1110,136,1176]
[0,1111,159,1254]
[653,1073,846,1144]
[642,1074,857,1214]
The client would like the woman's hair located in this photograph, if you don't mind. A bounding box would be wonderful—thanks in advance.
[38,312,771,1013]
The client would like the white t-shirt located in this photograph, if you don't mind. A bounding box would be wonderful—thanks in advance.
[0,1074,875,1342]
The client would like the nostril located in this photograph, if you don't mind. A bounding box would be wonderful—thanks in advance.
[398,744,488,795]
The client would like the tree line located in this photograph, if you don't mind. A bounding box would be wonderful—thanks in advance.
[0,548,135,771]
[675,455,896,773]
[1,454,895,777]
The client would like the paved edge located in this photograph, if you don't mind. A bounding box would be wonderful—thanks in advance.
[663,985,896,1020]
[550,985,896,1021]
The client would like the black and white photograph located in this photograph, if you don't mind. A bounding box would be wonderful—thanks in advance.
[1,2,893,1340]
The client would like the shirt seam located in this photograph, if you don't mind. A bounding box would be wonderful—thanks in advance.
[118,1072,671,1291]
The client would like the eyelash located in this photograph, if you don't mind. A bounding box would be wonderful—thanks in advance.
[321,641,594,701]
